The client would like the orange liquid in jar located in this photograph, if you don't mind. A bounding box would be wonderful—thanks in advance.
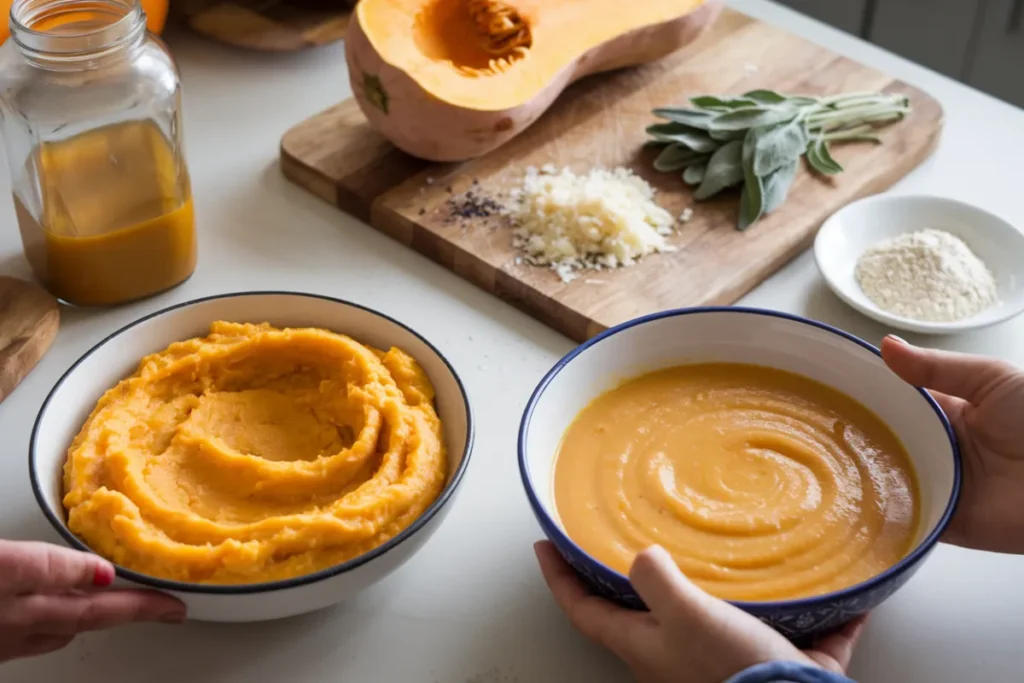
[14,120,196,306]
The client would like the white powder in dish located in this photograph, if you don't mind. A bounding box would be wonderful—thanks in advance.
[854,228,999,322]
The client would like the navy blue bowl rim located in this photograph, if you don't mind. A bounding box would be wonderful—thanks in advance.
[518,306,962,613]
[29,290,475,595]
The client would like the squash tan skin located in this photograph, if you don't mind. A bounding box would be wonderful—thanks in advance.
[346,0,724,162]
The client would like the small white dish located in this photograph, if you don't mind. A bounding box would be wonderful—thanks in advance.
[814,194,1024,335]
[30,292,473,623]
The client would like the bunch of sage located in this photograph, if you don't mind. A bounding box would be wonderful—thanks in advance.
[646,89,911,230]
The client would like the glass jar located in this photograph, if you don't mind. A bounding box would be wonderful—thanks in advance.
[0,0,195,306]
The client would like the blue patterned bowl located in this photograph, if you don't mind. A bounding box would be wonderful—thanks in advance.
[518,307,960,642]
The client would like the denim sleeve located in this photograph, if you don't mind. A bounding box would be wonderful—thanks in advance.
[724,661,856,683]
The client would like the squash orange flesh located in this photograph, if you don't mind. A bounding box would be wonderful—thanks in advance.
[357,0,707,111]
[0,0,169,43]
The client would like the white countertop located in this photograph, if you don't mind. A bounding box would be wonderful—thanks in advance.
[2,2,1023,681]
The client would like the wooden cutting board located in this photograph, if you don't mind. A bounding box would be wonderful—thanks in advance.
[280,8,943,342]
[0,277,59,403]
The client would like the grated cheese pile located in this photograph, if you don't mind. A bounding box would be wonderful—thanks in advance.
[507,165,676,283]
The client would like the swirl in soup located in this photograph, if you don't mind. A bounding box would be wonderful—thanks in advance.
[553,363,919,602]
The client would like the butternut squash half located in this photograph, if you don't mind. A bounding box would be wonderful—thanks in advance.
[346,0,723,161]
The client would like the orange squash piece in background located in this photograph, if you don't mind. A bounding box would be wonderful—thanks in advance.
[0,0,169,43]
[346,0,724,161]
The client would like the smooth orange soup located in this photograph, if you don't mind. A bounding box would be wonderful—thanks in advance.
[553,363,920,602]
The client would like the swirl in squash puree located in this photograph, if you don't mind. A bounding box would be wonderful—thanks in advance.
[62,322,448,584]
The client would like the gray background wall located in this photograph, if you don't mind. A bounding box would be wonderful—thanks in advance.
[776,0,1024,109]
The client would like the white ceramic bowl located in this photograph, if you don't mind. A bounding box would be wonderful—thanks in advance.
[815,194,1024,335]
[30,292,473,623]
[519,307,960,641]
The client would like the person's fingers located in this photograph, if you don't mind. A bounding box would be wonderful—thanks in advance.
[880,336,1016,404]
[804,615,869,673]
[0,540,114,596]
[534,541,653,661]
[15,633,75,658]
[629,545,801,669]
[4,590,186,634]
[925,389,967,422]
[629,545,717,623]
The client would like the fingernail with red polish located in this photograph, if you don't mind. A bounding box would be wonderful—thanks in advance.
[159,610,187,624]
[92,563,115,587]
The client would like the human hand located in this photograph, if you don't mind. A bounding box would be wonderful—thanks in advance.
[882,335,1024,555]
[535,541,864,683]
[0,540,186,662]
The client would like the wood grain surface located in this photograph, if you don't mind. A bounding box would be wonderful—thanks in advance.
[174,0,352,52]
[0,277,59,404]
[281,8,944,342]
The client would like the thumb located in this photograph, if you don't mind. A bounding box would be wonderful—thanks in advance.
[806,616,869,673]
[880,335,1015,404]
[629,547,819,674]
[0,540,115,596]
[629,546,726,625]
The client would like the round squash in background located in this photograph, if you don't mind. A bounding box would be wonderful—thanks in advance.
[0,0,170,43]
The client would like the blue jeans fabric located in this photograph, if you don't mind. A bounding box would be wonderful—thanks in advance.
[725,661,855,683]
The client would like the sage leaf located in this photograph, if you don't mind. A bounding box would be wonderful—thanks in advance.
[742,90,819,108]
[690,95,757,110]
[805,145,827,174]
[752,118,808,177]
[742,89,788,105]
[646,124,718,153]
[846,134,882,143]
[693,140,744,201]
[806,139,844,175]
[653,144,707,172]
[682,156,711,170]
[711,104,799,132]
[646,122,689,136]
[790,97,821,107]
[710,130,747,143]
[738,127,767,230]
[817,141,844,173]
[683,164,706,186]
[652,108,716,130]
[762,159,799,214]
[647,87,911,231]
[710,128,746,142]
[738,181,764,231]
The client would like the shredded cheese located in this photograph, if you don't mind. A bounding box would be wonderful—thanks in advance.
[507,166,676,283]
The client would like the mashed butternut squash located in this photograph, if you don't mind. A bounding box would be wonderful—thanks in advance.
[63,322,448,585]
[554,363,919,602]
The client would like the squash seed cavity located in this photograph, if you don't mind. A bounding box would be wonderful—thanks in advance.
[414,0,532,78]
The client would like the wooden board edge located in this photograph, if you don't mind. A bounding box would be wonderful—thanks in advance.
[279,136,371,223]
[0,290,59,404]
[369,200,597,341]
[183,7,351,52]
